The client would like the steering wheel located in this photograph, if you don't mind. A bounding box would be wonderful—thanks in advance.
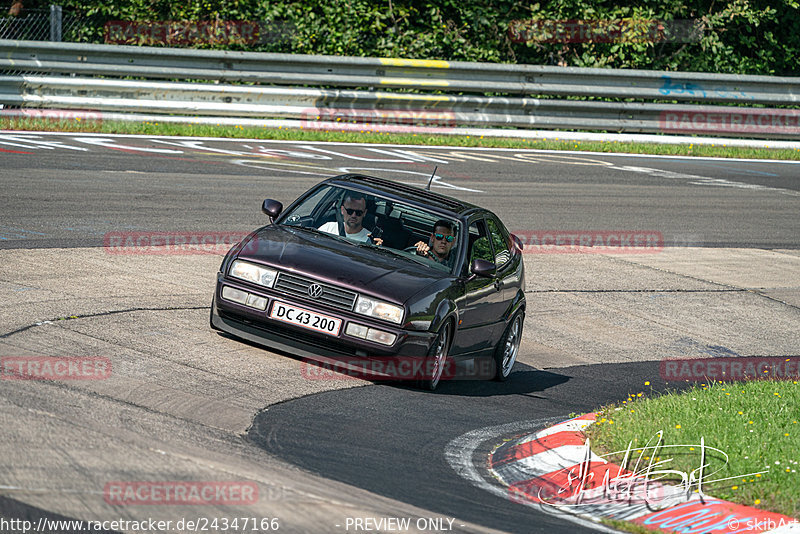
[405,246,431,257]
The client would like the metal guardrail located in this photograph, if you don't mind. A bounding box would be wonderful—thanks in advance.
[1,39,799,139]
[2,39,799,104]
[3,75,798,140]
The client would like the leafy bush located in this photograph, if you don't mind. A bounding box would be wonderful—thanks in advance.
[55,0,800,75]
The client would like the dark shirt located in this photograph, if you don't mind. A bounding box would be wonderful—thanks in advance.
[420,249,455,270]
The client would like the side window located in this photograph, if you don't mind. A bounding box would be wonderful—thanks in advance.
[486,217,511,268]
[282,185,337,227]
[468,220,493,265]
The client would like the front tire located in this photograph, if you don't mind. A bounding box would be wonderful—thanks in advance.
[420,322,451,391]
[493,311,523,381]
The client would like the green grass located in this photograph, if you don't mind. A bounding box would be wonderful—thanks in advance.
[600,517,672,534]
[3,116,800,160]
[586,379,800,518]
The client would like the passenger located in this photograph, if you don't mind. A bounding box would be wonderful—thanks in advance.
[414,220,457,267]
[318,192,383,245]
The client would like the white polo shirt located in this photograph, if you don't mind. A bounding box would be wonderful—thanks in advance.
[318,221,371,243]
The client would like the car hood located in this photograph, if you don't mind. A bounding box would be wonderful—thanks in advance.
[235,225,447,304]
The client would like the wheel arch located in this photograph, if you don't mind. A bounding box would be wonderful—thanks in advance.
[431,298,458,336]
[505,288,526,324]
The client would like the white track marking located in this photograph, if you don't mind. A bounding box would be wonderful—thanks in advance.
[444,418,622,534]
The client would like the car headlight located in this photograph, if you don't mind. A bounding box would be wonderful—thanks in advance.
[229,260,277,288]
[354,295,404,324]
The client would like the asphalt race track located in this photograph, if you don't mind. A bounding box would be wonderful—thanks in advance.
[1,132,798,534]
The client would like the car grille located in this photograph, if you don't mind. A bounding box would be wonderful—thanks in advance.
[274,272,357,312]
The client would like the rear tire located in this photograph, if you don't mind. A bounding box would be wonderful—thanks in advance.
[493,311,523,381]
[420,322,451,391]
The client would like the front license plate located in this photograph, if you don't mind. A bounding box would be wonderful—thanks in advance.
[269,301,342,336]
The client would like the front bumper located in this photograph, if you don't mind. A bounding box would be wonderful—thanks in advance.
[211,274,437,374]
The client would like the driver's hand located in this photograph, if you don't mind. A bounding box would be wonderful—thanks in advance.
[414,241,430,256]
[369,235,384,247]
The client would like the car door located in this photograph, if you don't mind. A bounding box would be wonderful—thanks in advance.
[452,217,506,355]
[485,215,523,311]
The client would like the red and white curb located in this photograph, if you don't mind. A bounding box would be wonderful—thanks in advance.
[488,413,798,533]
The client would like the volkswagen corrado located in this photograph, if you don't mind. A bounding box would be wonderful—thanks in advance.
[210,174,525,390]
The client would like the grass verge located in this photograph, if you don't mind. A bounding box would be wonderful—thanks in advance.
[600,517,672,534]
[2,117,800,160]
[585,379,799,518]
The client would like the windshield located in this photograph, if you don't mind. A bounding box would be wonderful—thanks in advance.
[280,185,461,273]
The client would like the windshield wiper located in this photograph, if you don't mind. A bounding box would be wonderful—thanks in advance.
[357,243,405,258]
[285,225,329,238]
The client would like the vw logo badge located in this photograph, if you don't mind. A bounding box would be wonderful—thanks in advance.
[307,283,324,299]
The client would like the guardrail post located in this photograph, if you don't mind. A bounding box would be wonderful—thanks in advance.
[49,4,62,42]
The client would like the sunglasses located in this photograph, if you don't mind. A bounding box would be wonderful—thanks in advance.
[343,208,365,216]
[433,233,455,242]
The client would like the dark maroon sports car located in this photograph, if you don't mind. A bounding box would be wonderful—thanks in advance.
[210,174,525,390]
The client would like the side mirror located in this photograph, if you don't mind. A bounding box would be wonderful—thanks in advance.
[470,258,497,279]
[511,233,524,253]
[262,199,283,222]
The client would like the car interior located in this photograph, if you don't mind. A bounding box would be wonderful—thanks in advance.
[282,186,462,262]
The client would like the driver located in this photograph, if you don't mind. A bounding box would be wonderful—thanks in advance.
[318,192,382,245]
[414,219,456,267]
